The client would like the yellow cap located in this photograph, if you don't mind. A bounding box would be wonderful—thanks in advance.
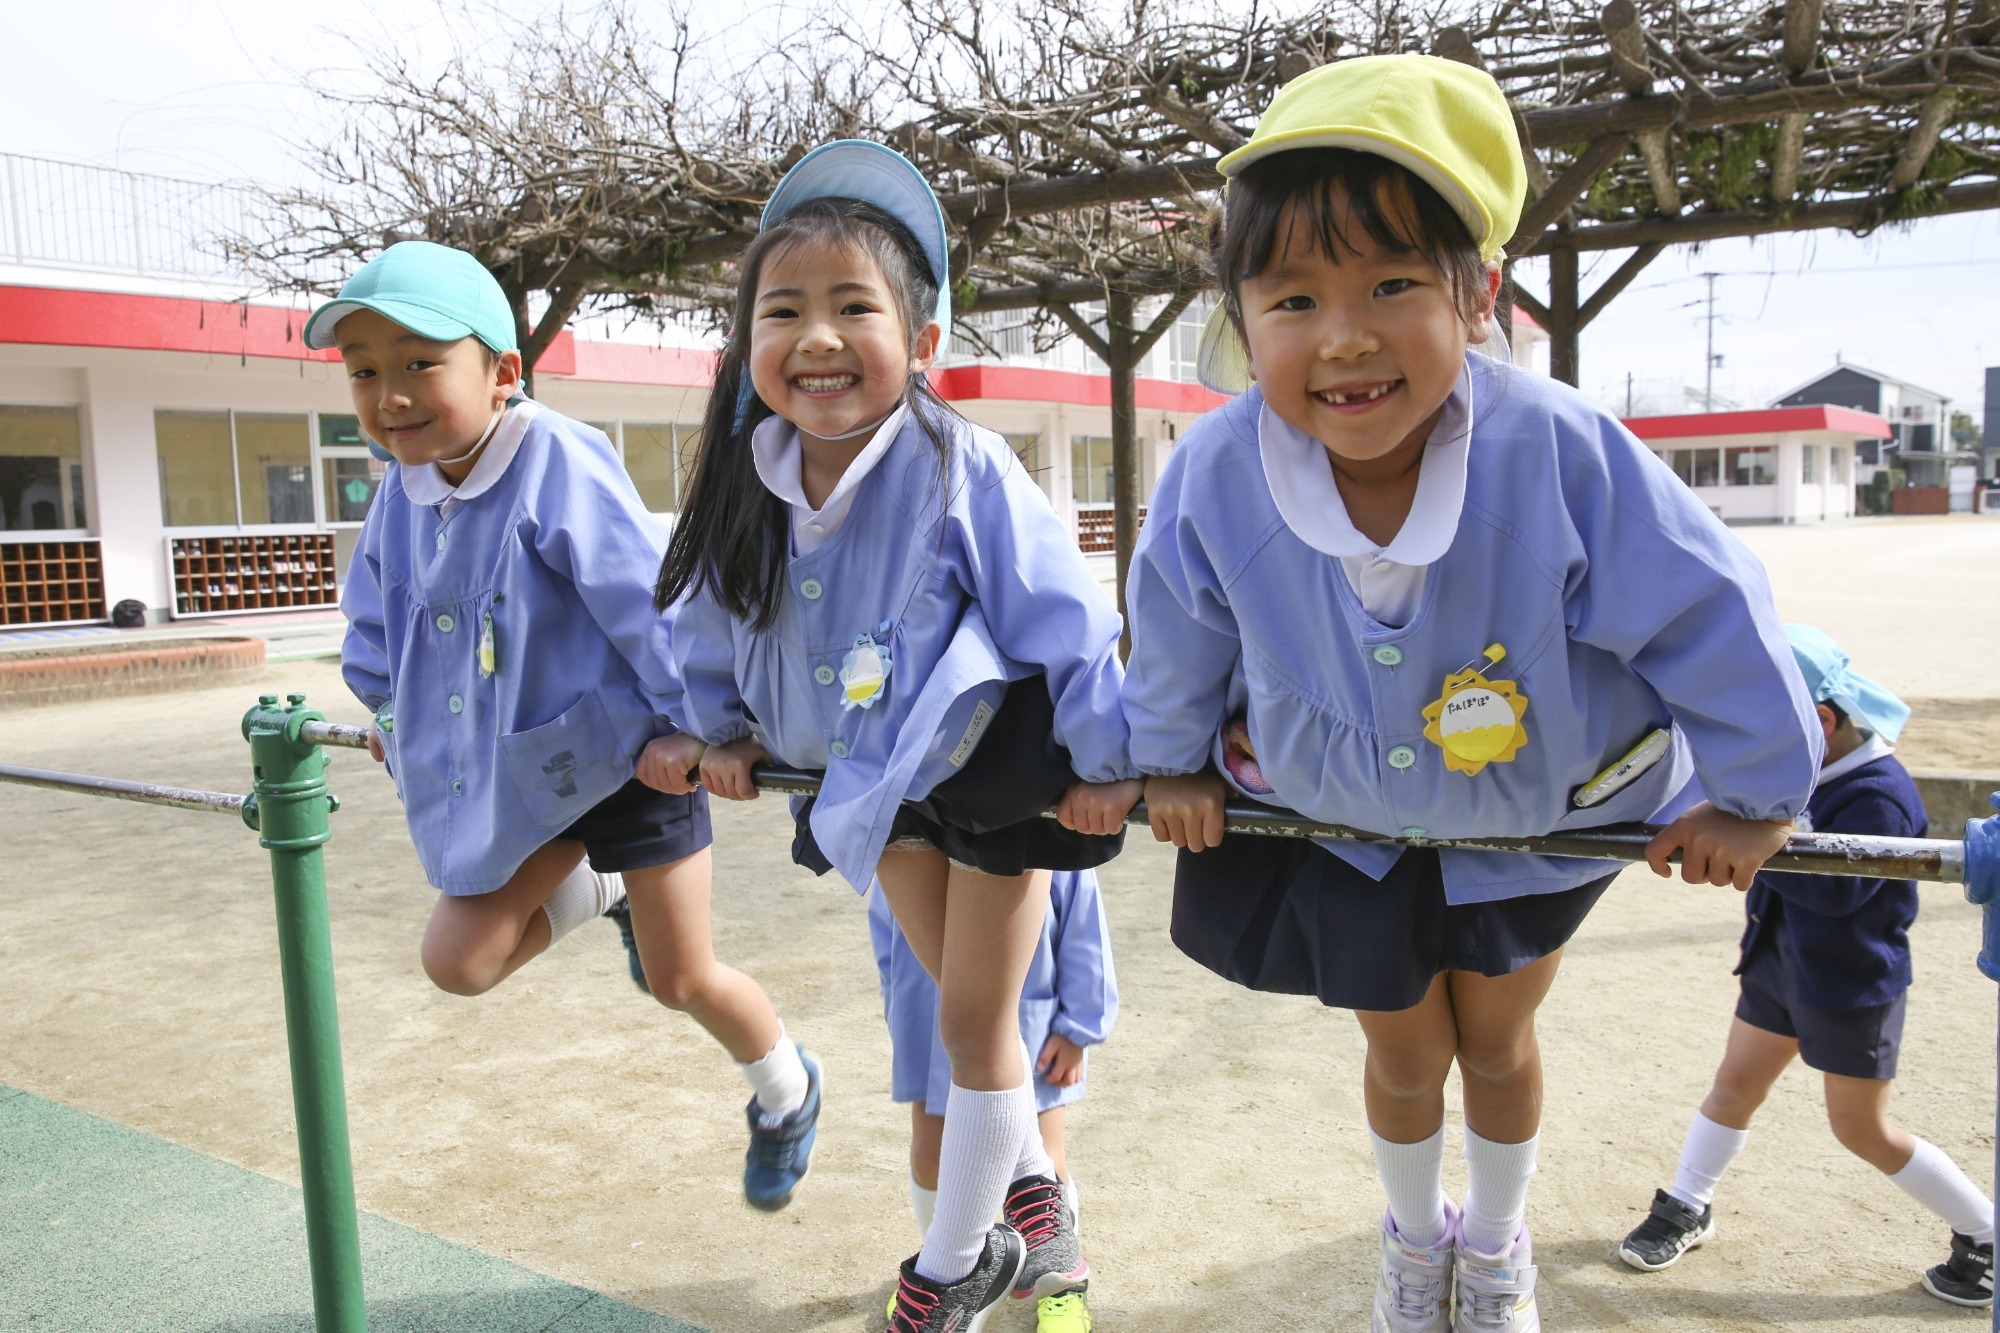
[1217,54,1525,263]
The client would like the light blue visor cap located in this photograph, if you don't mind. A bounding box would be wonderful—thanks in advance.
[302,240,518,355]
[760,140,954,347]
[1784,623,1911,744]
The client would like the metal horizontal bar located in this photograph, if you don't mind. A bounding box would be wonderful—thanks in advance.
[749,766,1966,885]
[0,762,244,815]
[298,720,372,750]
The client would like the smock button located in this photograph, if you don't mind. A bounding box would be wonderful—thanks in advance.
[1401,825,1429,839]
[1386,745,1416,770]
[800,577,824,600]
[447,693,463,714]
[435,613,455,632]
[814,664,836,686]
[449,778,464,796]
[1372,645,1404,666]
[829,740,850,760]
[435,530,447,551]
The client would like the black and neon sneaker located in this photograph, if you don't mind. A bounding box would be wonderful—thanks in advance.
[1922,1231,1995,1307]
[1004,1174,1088,1300]
[603,899,648,993]
[1618,1189,1715,1272]
[886,1224,1027,1333]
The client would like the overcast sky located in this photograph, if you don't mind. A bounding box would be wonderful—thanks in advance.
[7,0,1996,418]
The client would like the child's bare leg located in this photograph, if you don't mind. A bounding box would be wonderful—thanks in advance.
[911,1104,946,1190]
[1700,1018,1797,1130]
[622,847,782,1063]
[1354,976,1460,1142]
[1449,950,1565,1144]
[420,838,583,995]
[1823,1073,1915,1173]
[1038,1106,1068,1182]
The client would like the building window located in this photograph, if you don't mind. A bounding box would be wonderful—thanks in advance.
[1831,446,1847,483]
[1071,435,1115,505]
[1007,433,1045,488]
[1668,447,1721,487]
[156,409,312,527]
[1725,445,1778,486]
[0,404,86,532]
[1801,445,1817,483]
[615,422,702,513]
[1856,439,1880,467]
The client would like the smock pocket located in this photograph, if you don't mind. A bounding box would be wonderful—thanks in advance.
[497,690,624,828]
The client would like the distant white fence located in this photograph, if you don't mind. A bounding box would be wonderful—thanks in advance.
[0,152,261,282]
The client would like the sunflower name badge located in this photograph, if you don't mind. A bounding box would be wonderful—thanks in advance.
[837,629,893,711]
[1420,643,1529,776]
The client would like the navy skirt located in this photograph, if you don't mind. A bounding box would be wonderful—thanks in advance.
[792,675,1125,879]
[1170,833,1612,1012]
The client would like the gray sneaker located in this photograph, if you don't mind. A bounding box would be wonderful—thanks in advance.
[887,1224,1026,1333]
[1004,1174,1089,1300]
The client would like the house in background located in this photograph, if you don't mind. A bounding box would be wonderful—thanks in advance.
[1771,360,1969,496]
[1630,404,1891,524]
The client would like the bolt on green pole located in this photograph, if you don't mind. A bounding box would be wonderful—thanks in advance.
[242,693,366,1332]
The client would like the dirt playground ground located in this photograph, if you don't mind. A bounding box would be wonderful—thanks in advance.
[3,516,1999,1331]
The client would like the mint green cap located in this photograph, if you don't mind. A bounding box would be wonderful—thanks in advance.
[303,240,517,353]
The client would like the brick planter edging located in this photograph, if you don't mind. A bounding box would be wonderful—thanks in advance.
[0,638,267,710]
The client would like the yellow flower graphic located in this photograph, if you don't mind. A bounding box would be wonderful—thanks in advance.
[1421,660,1530,776]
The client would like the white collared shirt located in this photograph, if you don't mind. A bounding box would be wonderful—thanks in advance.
[1257,367,1473,628]
[751,404,911,555]
[398,399,540,520]
[1819,729,1893,785]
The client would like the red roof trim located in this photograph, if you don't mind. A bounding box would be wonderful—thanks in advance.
[1622,404,1892,440]
[929,363,1227,412]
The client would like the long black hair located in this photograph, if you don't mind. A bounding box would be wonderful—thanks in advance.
[653,197,961,629]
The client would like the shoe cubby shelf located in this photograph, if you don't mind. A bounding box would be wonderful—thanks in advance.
[169,533,339,619]
[0,539,108,628]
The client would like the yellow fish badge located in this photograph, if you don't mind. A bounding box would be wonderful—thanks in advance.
[837,630,893,711]
[1421,643,1529,776]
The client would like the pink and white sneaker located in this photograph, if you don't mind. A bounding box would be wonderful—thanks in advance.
[1454,1226,1540,1332]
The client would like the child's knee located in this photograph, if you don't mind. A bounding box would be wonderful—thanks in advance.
[1455,1029,1535,1087]
[1367,1044,1455,1100]
[645,959,719,1012]
[420,943,499,997]
[1825,1100,1893,1158]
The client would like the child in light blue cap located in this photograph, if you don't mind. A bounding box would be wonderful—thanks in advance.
[1620,624,1994,1307]
[311,240,822,1210]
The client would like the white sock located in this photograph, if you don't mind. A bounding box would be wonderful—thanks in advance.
[1462,1127,1539,1256]
[738,1026,808,1125]
[541,863,624,944]
[1064,1175,1082,1231]
[917,1081,1030,1284]
[1371,1125,1448,1247]
[908,1177,938,1240]
[1667,1111,1749,1210]
[1890,1137,1996,1243]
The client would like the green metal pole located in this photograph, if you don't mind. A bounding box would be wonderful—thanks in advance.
[242,693,366,1332]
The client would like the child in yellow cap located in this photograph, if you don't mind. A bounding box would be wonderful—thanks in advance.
[1115,56,1821,1331]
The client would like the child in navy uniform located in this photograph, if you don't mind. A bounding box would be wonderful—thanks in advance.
[320,241,820,1212]
[869,869,1117,1332]
[1620,625,1994,1307]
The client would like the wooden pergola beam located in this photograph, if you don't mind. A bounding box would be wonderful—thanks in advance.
[1519,177,2000,253]
[1579,243,1666,326]
[1889,91,1956,190]
[1507,133,1633,254]
[1600,0,1679,216]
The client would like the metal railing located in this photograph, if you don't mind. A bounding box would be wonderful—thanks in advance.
[4,700,1999,1331]
[0,152,262,282]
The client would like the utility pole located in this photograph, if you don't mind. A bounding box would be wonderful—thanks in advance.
[1702,272,1719,411]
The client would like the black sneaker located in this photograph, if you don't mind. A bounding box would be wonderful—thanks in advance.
[1618,1189,1715,1272]
[1922,1231,1995,1307]
[604,900,648,993]
[886,1224,1027,1333]
[1004,1175,1088,1300]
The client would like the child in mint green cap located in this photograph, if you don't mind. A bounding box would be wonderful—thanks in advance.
[311,240,822,1211]
[1620,624,1993,1308]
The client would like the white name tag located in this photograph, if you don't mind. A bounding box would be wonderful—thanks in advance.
[948,699,996,768]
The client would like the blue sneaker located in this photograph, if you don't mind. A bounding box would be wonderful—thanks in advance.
[744,1046,820,1211]
[603,900,648,993]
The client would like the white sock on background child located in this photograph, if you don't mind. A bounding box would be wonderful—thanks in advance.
[1462,1127,1539,1256]
[1371,1125,1448,1247]
[918,1080,1032,1283]
[738,1025,809,1125]
[908,1178,938,1239]
[1891,1138,1997,1243]
[541,863,624,944]
[1667,1111,1749,1210]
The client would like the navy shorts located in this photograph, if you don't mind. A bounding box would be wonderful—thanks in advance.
[1735,935,1906,1080]
[558,778,712,874]
[793,675,1123,879]
[1171,835,1612,1013]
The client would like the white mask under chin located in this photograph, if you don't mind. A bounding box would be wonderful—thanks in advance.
[437,406,506,468]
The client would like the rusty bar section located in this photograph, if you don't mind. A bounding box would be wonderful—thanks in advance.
[749,765,1967,885]
[0,762,245,815]
[297,720,372,750]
